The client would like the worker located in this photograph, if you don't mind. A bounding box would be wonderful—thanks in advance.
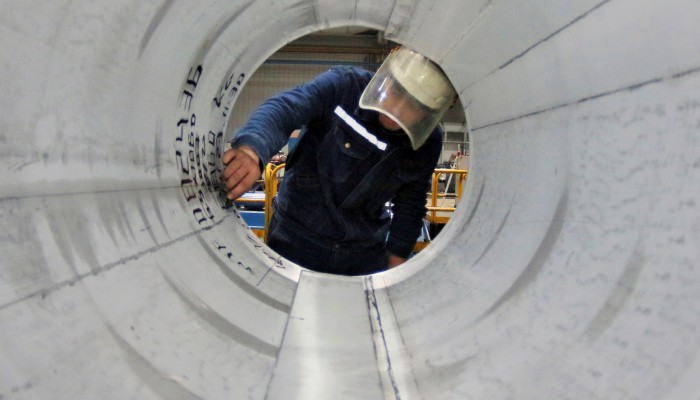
[222,46,456,275]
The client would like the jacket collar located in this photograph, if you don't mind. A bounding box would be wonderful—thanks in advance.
[352,106,412,149]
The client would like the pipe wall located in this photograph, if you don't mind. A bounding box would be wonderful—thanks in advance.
[1,0,699,398]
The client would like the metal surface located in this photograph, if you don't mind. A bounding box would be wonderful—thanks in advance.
[1,0,700,399]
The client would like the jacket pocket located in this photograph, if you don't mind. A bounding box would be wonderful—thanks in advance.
[276,172,328,230]
[318,124,373,183]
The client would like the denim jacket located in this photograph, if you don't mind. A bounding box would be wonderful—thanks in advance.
[232,66,442,258]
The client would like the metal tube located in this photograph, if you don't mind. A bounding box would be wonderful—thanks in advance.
[1,1,699,399]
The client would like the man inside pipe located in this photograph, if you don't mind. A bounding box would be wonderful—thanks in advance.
[222,47,455,275]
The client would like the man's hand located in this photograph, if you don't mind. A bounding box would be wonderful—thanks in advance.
[221,146,261,200]
[387,253,407,269]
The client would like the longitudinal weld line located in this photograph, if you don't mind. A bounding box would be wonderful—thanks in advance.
[495,0,613,72]
[263,271,304,400]
[0,214,230,312]
[459,0,612,94]
[473,65,700,131]
[366,276,402,400]
[0,184,193,202]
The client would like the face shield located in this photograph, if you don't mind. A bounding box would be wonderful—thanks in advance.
[359,47,456,150]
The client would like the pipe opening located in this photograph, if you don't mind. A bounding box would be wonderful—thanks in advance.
[221,28,469,275]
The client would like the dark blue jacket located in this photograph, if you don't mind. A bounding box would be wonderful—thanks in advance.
[232,66,442,259]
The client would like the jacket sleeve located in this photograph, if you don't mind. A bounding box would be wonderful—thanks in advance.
[385,131,443,258]
[231,67,349,166]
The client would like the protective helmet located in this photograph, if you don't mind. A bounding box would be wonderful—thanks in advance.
[359,47,456,150]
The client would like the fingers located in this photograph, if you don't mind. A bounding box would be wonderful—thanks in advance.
[224,167,258,200]
[222,148,236,165]
[221,148,261,200]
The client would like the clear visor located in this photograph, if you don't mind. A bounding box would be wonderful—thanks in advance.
[359,48,455,150]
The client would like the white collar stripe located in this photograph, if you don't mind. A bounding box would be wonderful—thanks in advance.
[334,106,387,151]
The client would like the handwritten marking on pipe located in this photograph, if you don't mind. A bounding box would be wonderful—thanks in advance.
[174,64,225,227]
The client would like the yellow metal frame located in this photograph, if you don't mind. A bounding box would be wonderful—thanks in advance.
[263,163,286,242]
[238,163,468,251]
[426,168,468,225]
